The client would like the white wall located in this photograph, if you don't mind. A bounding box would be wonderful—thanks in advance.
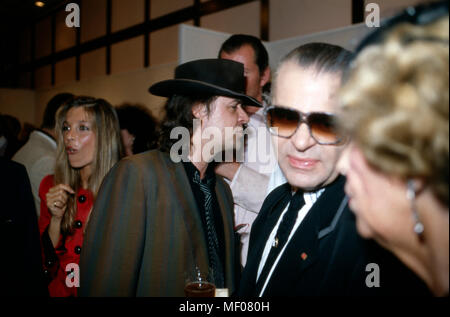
[179,22,370,72]
[0,89,36,126]
[0,62,176,126]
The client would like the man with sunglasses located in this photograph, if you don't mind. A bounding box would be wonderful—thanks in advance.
[237,43,430,296]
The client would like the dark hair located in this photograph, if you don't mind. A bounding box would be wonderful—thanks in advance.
[218,34,269,73]
[282,42,352,75]
[41,93,74,130]
[158,94,217,153]
[116,104,159,154]
[0,114,21,158]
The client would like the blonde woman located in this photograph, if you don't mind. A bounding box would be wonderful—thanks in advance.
[338,3,448,296]
[38,96,122,297]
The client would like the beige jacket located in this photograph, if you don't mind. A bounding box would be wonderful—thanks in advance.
[12,131,56,217]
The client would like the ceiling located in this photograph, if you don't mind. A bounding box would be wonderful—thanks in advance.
[0,0,69,27]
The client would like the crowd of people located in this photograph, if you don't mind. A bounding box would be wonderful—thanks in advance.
[0,1,448,297]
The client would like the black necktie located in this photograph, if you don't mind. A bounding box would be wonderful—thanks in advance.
[193,170,225,288]
[255,190,305,294]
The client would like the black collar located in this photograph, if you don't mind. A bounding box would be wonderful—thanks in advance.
[182,160,216,183]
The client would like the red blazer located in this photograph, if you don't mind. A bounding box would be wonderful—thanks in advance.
[38,175,93,297]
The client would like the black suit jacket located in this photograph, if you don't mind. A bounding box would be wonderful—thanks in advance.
[238,176,430,296]
[0,157,48,296]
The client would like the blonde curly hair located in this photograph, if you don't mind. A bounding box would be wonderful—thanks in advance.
[339,15,449,206]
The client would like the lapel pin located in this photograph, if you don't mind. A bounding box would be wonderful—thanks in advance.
[301,252,308,261]
[272,237,279,248]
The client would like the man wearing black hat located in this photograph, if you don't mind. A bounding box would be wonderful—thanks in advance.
[79,59,261,296]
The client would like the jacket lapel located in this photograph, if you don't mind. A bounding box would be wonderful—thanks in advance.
[262,176,347,294]
[251,183,292,261]
[160,153,210,273]
[240,183,292,295]
[215,178,237,290]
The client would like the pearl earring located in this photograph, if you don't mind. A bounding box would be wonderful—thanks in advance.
[406,179,424,236]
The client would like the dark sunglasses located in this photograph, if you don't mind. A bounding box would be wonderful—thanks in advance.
[264,105,345,145]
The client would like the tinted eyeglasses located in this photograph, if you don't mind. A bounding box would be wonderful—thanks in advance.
[265,105,345,145]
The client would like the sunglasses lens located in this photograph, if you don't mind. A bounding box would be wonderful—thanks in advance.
[308,113,341,144]
[266,107,300,137]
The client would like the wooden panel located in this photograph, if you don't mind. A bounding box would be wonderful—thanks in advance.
[201,1,260,37]
[55,57,76,86]
[111,36,144,74]
[55,9,77,52]
[34,65,52,89]
[80,0,107,43]
[0,89,36,126]
[112,0,145,32]
[150,23,193,66]
[269,0,352,40]
[151,0,194,19]
[35,17,52,59]
[80,48,107,81]
[19,27,32,64]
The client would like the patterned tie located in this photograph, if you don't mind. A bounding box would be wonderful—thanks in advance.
[193,170,225,288]
[256,190,305,293]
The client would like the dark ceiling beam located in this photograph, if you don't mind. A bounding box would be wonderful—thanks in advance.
[106,0,112,75]
[51,13,56,85]
[144,0,150,68]
[260,0,269,41]
[352,0,365,24]
[75,0,81,81]
[194,0,201,27]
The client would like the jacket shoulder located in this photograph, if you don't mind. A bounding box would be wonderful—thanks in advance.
[259,182,290,216]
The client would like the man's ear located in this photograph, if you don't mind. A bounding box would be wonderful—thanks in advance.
[260,66,271,88]
[192,103,207,119]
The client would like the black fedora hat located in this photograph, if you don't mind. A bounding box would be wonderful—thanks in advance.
[149,59,261,107]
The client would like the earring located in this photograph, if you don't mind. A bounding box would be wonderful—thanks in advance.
[406,179,424,236]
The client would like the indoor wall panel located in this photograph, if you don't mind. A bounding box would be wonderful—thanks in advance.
[35,17,52,59]
[80,48,107,81]
[55,9,76,52]
[269,0,352,41]
[55,57,76,86]
[201,1,260,38]
[112,0,145,32]
[111,36,144,74]
[80,0,107,43]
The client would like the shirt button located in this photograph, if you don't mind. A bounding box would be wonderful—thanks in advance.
[78,195,86,203]
[74,246,82,254]
[75,220,83,229]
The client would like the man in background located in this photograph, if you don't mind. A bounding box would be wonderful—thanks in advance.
[217,34,276,266]
[13,92,73,216]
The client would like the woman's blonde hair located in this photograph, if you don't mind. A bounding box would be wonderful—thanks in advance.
[54,96,123,235]
[339,15,449,206]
